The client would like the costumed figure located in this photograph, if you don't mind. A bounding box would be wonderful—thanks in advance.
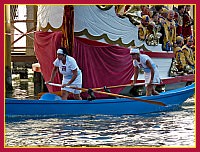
[158,8,168,46]
[137,15,150,41]
[182,5,194,42]
[182,35,195,71]
[175,5,185,36]
[163,10,176,51]
[174,36,193,74]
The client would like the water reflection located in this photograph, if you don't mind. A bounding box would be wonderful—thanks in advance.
[5,98,195,147]
[6,70,35,99]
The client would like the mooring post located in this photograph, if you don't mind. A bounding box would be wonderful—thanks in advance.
[5,5,13,90]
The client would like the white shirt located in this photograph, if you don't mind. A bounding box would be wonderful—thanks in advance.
[133,54,156,73]
[132,54,160,84]
[53,55,82,84]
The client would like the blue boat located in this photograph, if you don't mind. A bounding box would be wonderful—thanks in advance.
[5,83,195,116]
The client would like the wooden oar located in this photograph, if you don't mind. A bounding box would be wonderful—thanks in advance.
[45,82,142,91]
[38,83,136,98]
[92,90,166,106]
[92,83,145,91]
[46,82,166,107]
[44,82,144,92]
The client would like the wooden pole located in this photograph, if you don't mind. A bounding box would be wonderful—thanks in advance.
[26,5,37,56]
[5,5,13,90]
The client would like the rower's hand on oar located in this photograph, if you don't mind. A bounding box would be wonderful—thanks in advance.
[45,81,52,84]
[131,82,135,86]
[62,84,68,88]
[147,80,153,86]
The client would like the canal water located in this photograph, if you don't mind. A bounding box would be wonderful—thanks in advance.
[5,71,195,147]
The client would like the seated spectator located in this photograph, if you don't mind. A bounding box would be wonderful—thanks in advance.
[182,35,195,69]
[174,36,190,73]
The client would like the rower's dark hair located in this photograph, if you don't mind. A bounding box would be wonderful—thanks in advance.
[60,47,69,55]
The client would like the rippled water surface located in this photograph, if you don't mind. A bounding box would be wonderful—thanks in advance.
[5,98,195,147]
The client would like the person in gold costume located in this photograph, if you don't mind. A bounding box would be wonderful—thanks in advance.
[182,35,195,69]
[163,10,176,51]
[159,8,168,25]
[174,36,188,72]
[137,15,150,41]
[158,8,168,47]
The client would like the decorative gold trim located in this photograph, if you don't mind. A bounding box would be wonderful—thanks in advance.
[74,29,135,47]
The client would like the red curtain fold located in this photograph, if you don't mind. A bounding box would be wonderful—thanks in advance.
[34,32,134,98]
[34,31,63,92]
[73,37,134,98]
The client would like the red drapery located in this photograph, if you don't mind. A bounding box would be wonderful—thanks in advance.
[34,32,134,98]
[34,31,62,92]
[73,37,134,98]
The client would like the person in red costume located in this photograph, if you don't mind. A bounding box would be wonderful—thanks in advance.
[182,5,194,43]
[175,5,185,36]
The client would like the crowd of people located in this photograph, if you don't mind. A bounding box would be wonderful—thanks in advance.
[122,5,195,74]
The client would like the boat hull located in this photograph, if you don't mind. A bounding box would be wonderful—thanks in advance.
[6,84,194,116]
